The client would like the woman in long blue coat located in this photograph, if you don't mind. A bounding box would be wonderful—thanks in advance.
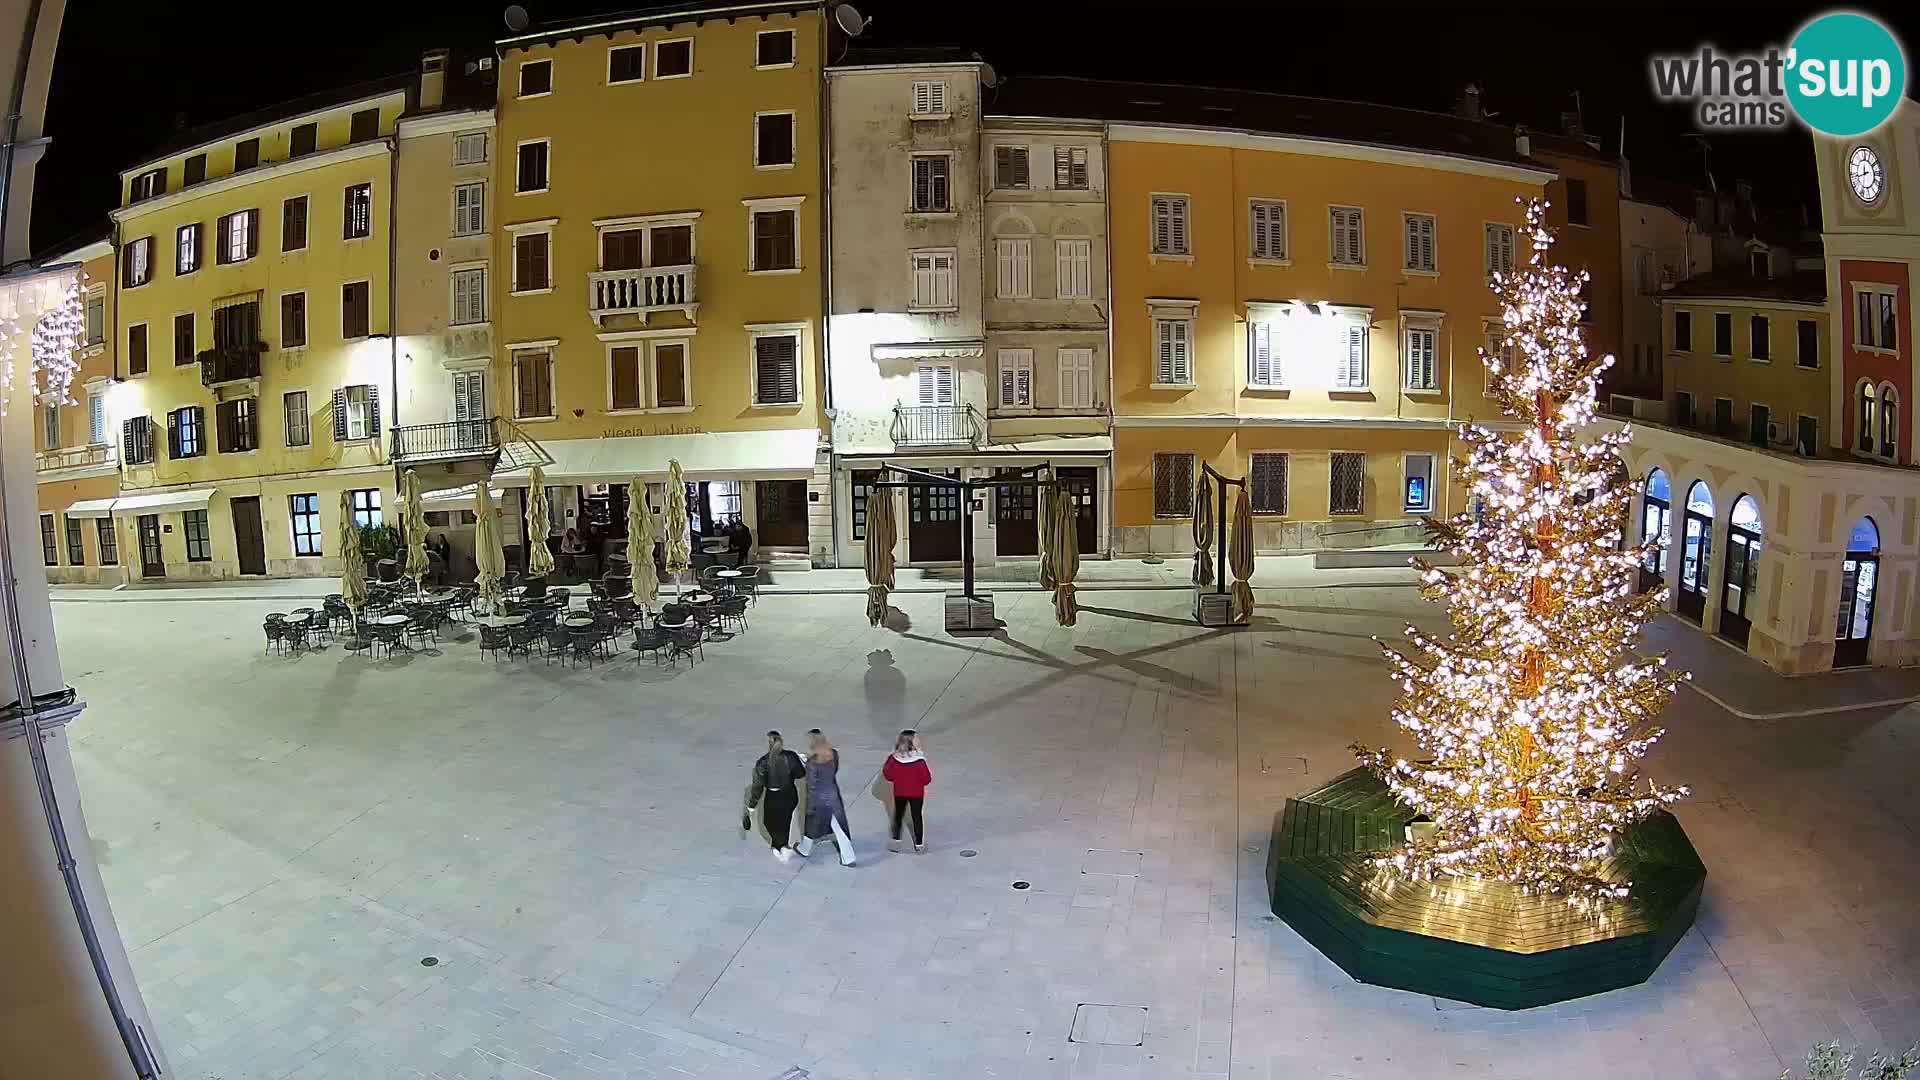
[796,729,856,866]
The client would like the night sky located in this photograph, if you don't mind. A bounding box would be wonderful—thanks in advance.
[32,1,1920,255]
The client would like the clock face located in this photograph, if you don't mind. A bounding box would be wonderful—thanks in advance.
[1849,145,1885,205]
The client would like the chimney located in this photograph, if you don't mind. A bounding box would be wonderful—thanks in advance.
[1560,110,1584,138]
[1514,125,1531,158]
[419,49,449,112]
[1454,84,1483,121]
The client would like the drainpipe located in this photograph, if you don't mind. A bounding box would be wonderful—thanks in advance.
[387,133,400,489]
[1099,122,1115,557]
[818,25,840,568]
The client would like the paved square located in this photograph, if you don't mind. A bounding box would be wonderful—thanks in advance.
[52,586,1920,1079]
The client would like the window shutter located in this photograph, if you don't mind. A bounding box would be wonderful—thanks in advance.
[1016,360,1030,405]
[1345,323,1366,385]
[913,161,929,209]
[1014,241,1029,297]
[366,384,381,437]
[1170,200,1187,254]
[1420,219,1434,270]
[917,365,935,405]
[1251,322,1273,386]
[928,82,944,114]
[216,403,231,454]
[1055,147,1071,188]
[332,388,348,441]
[996,242,1013,298]
[1156,322,1174,383]
[89,394,105,443]
[166,410,180,458]
[913,81,929,113]
[122,418,135,462]
[754,337,798,404]
[938,365,954,404]
[1173,322,1190,383]
[246,210,259,258]
[1152,198,1171,253]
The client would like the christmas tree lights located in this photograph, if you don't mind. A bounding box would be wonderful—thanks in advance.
[1353,199,1688,899]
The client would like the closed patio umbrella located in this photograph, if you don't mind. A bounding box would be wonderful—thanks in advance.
[1192,468,1214,585]
[864,483,896,626]
[525,465,555,580]
[1229,483,1255,623]
[475,483,506,615]
[1051,478,1081,627]
[627,477,658,607]
[1036,477,1056,591]
[338,490,368,614]
[402,469,429,593]
[665,459,691,593]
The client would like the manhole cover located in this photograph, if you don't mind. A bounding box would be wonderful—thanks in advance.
[1069,1004,1148,1046]
[420,956,440,967]
[1011,880,1031,890]
[959,849,978,858]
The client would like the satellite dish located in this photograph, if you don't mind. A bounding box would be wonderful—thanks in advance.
[981,64,998,89]
[504,4,530,32]
[832,3,867,36]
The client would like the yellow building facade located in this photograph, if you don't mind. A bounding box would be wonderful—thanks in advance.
[491,2,830,567]
[1105,123,1554,555]
[108,80,407,580]
[32,242,121,583]
[1660,271,1831,455]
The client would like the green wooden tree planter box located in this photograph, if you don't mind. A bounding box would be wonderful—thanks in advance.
[1266,768,1706,1010]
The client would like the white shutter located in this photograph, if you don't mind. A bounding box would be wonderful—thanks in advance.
[1152,198,1172,254]
[1055,239,1091,299]
[997,350,1032,407]
[1170,199,1188,254]
[1342,322,1367,386]
[917,364,936,405]
[936,364,955,404]
[997,240,1031,298]
[1250,321,1274,386]
[1057,349,1094,409]
[1156,321,1175,384]
[88,393,106,443]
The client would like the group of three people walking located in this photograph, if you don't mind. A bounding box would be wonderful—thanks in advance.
[743,728,932,865]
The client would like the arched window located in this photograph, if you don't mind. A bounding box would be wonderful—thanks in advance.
[1640,469,1671,583]
[1721,494,1763,648]
[1857,380,1876,452]
[1878,383,1898,459]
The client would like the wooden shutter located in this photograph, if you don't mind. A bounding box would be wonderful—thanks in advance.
[365,385,380,438]
[122,418,136,463]
[332,389,348,440]
[754,336,798,404]
[998,350,1031,407]
[167,409,182,458]
[1055,147,1072,188]
[1152,198,1171,253]
[917,365,935,405]
[1251,321,1274,386]
[611,346,642,410]
[912,159,929,209]
[246,209,259,258]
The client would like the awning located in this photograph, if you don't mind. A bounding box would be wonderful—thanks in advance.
[63,497,118,519]
[111,487,217,513]
[495,428,819,486]
[422,484,506,511]
[983,435,1114,455]
[872,340,985,360]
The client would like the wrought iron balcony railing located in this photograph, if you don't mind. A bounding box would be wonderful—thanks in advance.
[390,417,501,461]
[891,403,983,448]
[199,341,265,387]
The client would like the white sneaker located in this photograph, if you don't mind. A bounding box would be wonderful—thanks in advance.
[915,844,927,855]
[773,847,792,864]
[796,836,814,858]
[889,838,902,852]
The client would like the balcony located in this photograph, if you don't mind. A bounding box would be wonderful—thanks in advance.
[36,443,117,475]
[391,418,501,461]
[199,341,264,388]
[891,403,983,449]
[588,264,697,324]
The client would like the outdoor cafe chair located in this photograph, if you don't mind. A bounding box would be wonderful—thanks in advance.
[567,628,600,668]
[341,618,376,658]
[477,624,509,662]
[507,624,540,658]
[631,623,666,665]
[262,615,288,655]
[664,621,704,666]
[403,611,437,651]
[714,595,749,635]
[733,566,761,604]
[543,626,571,664]
[372,622,408,660]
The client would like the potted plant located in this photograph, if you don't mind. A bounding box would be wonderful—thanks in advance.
[359,523,401,581]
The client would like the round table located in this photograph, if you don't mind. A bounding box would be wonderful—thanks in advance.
[683,592,714,605]
[715,569,743,583]
[375,614,410,627]
[561,614,595,629]
[479,615,526,628]
[423,588,457,601]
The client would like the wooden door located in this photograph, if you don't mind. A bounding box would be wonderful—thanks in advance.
[1718,526,1759,648]
[1058,467,1098,554]
[754,480,808,548]
[138,515,165,578]
[907,469,961,562]
[994,468,1037,557]
[1834,555,1877,667]
[230,496,267,575]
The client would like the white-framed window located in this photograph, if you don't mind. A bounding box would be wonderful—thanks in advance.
[995,238,1031,299]
[1329,451,1366,515]
[452,181,485,236]
[84,292,104,345]
[218,209,257,264]
[511,222,553,293]
[754,110,795,169]
[997,348,1033,408]
[1249,451,1288,514]
[654,38,693,79]
[1249,199,1287,262]
[1055,238,1091,299]
[518,58,552,98]
[1247,310,1284,389]
[749,325,804,406]
[452,131,488,165]
[88,388,107,444]
[1054,145,1089,190]
[1403,453,1435,513]
[349,487,383,529]
[1403,213,1437,272]
[755,29,795,68]
[1153,316,1194,386]
[343,384,373,441]
[1856,284,1899,351]
[516,138,550,195]
[915,362,956,405]
[1333,308,1370,388]
[651,341,690,409]
[910,154,950,212]
[1330,206,1365,266]
[512,345,556,419]
[748,201,800,272]
[994,145,1030,190]
[607,339,692,412]
[1403,324,1439,390]
[1485,223,1515,274]
[1483,319,1515,370]
[1152,452,1195,518]
[451,266,487,325]
[343,184,373,239]
[909,249,957,311]
[1150,194,1190,256]
[607,43,646,83]
[1057,348,1095,409]
[910,80,947,117]
[125,236,152,287]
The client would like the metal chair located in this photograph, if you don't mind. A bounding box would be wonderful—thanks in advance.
[631,623,667,664]
[262,615,288,655]
[477,624,508,661]
[543,626,571,664]
[733,566,761,605]
[403,609,437,650]
[372,621,409,659]
[714,594,750,635]
[662,621,704,666]
[341,617,377,657]
[507,624,539,658]
[567,628,600,668]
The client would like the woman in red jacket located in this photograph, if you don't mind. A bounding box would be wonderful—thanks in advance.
[882,730,932,854]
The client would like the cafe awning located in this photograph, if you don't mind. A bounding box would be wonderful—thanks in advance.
[495,428,819,487]
[110,488,217,513]
[62,497,119,519]
[422,484,506,511]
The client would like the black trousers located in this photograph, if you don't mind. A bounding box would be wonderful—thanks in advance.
[763,787,798,849]
[890,796,924,844]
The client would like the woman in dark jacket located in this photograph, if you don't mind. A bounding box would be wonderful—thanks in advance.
[744,731,807,863]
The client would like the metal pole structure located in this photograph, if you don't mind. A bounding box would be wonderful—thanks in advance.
[871,462,1053,600]
[1201,463,1246,597]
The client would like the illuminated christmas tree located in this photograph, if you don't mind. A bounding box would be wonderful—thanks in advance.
[1354,199,1688,899]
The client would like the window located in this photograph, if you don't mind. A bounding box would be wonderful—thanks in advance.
[850,470,879,540]
[173,313,195,366]
[653,342,688,408]
[1055,238,1091,299]
[1329,206,1365,266]
[1151,195,1190,256]
[42,402,58,448]
[910,155,950,212]
[282,195,308,251]
[752,333,801,406]
[88,390,106,444]
[181,510,211,562]
[451,267,486,325]
[1483,321,1515,371]
[1750,250,1769,278]
[289,494,323,556]
[96,519,117,566]
[1858,381,1876,451]
[213,299,260,355]
[1879,385,1898,458]
[1054,145,1089,190]
[1404,326,1438,390]
[284,390,310,447]
[1712,312,1733,356]
[1403,213,1437,272]
[915,362,956,405]
[609,345,644,411]
[216,397,258,453]
[994,145,1030,189]
[910,80,947,117]
[341,281,371,339]
[1672,390,1692,428]
[1330,452,1366,515]
[1797,414,1819,456]
[343,184,371,239]
[1797,319,1819,368]
[175,223,200,274]
[1857,286,1898,350]
[1750,314,1770,361]
[1335,312,1370,388]
[1403,453,1434,513]
[1152,452,1195,518]
[123,236,152,287]
[755,29,794,68]
[606,44,645,83]
[54,517,85,572]
[1250,452,1288,514]
[1153,316,1193,385]
[289,122,317,158]
[909,249,956,310]
[751,209,797,271]
[513,231,551,291]
[127,323,148,375]
[1248,313,1283,388]
[127,168,166,204]
[122,415,155,465]
[1058,348,1095,409]
[1750,403,1772,448]
[997,349,1032,408]
[452,181,485,236]
[84,294,103,345]
[350,107,379,143]
[453,131,487,165]
[1485,223,1515,274]
[1713,397,1735,436]
[183,153,206,186]
[168,405,204,458]
[1564,177,1589,226]
[655,39,692,78]
[518,59,552,97]
[217,208,258,264]
[233,137,259,172]
[281,292,307,348]
[516,140,549,194]
[336,383,380,441]
[349,488,382,529]
[995,238,1031,298]
[1249,200,1286,261]
[755,112,795,168]
[1674,310,1693,352]
[513,348,554,418]
[39,514,55,566]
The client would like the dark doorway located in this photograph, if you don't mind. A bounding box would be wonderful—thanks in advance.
[137,515,164,578]
[1718,495,1761,649]
[907,467,962,562]
[1835,517,1880,668]
[230,496,267,575]
[1677,481,1713,624]
[994,467,1038,557]
[754,479,808,548]
[1058,467,1099,554]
